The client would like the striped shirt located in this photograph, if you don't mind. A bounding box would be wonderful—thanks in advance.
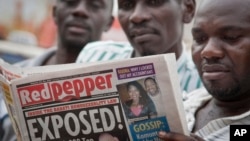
[177,50,203,93]
[185,88,250,141]
[76,41,203,93]
[76,40,134,63]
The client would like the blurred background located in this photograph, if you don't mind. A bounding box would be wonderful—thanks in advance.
[0,0,199,64]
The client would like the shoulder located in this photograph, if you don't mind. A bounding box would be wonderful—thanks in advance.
[184,88,211,104]
[15,47,56,67]
[180,52,197,72]
[184,88,212,131]
[177,52,203,92]
[76,40,134,63]
[184,88,212,116]
[84,40,133,50]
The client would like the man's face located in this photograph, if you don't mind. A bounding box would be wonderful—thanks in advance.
[118,0,185,56]
[53,0,113,49]
[145,79,158,96]
[192,0,250,101]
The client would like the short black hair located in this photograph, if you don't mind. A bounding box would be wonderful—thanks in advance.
[144,77,157,86]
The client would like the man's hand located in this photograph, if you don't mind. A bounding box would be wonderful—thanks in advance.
[158,131,205,141]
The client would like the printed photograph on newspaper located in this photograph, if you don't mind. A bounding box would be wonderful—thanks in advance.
[15,69,130,141]
[116,63,170,141]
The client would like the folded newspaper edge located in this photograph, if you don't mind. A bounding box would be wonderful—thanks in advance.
[0,53,188,141]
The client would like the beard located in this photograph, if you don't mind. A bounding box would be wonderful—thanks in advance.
[204,76,250,102]
[60,34,90,53]
[205,84,240,101]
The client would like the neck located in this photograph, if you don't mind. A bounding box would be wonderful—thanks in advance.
[163,41,183,60]
[211,96,250,117]
[55,48,79,64]
[193,95,250,132]
[132,99,140,106]
[45,49,79,65]
[46,42,84,65]
[173,41,183,60]
[131,41,183,59]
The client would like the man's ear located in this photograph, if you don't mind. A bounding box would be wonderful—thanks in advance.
[182,0,196,23]
[104,16,114,32]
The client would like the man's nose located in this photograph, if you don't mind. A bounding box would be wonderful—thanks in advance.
[129,4,151,24]
[72,0,89,18]
[201,38,224,59]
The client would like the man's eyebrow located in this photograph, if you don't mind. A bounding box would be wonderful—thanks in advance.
[91,0,105,5]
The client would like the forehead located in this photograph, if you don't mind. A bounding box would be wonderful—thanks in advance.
[104,0,113,8]
[194,0,250,26]
[128,84,138,89]
[118,0,181,5]
[199,0,250,15]
[57,0,113,9]
[145,79,155,83]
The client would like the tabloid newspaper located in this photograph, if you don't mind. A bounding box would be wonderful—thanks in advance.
[0,54,188,141]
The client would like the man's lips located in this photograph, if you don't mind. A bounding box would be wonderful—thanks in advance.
[202,64,230,80]
[130,28,156,37]
[67,23,90,34]
[130,30,152,37]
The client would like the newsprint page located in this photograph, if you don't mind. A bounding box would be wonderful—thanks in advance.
[0,54,188,141]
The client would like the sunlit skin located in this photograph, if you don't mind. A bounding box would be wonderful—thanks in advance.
[117,0,195,58]
[47,0,113,65]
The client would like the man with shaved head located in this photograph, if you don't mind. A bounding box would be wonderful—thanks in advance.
[158,0,250,140]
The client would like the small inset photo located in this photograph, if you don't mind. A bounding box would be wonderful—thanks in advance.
[117,78,160,124]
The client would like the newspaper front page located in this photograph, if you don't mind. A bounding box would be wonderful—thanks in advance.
[0,54,188,141]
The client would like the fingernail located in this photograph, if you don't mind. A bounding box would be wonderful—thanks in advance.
[158,131,166,137]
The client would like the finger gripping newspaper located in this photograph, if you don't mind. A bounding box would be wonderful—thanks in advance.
[0,54,188,141]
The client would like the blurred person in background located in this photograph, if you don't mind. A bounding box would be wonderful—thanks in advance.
[17,0,114,66]
[0,0,114,140]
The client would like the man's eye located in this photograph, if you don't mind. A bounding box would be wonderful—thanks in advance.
[148,0,164,6]
[193,36,207,44]
[61,0,78,5]
[89,2,102,9]
[222,35,241,43]
[119,1,134,10]
[89,0,103,9]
